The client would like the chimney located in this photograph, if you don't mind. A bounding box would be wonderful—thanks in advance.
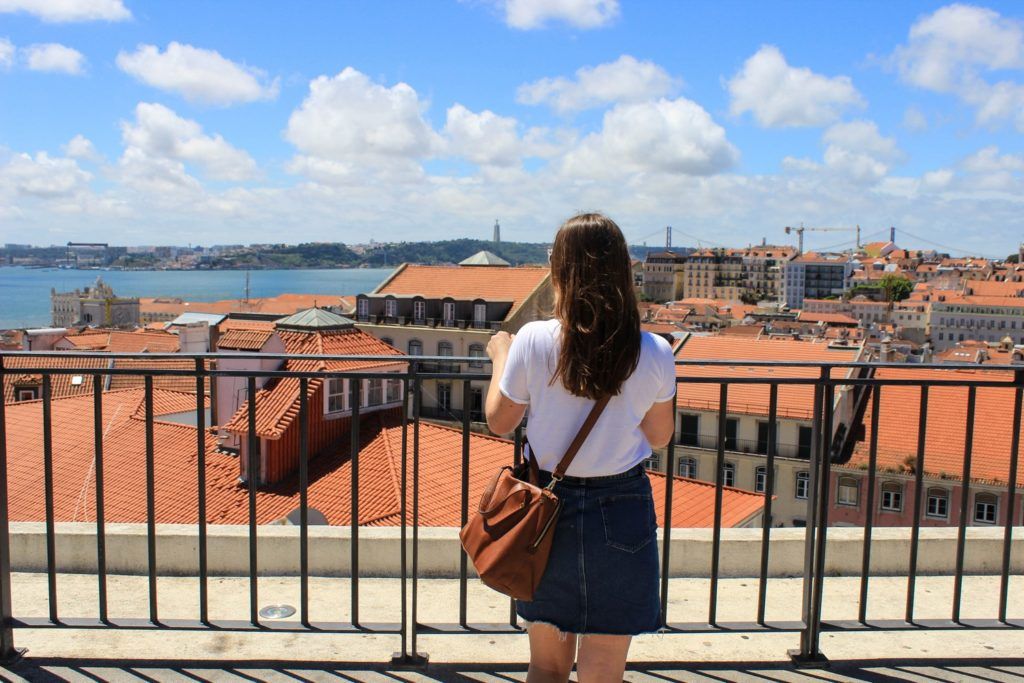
[890,226,896,243]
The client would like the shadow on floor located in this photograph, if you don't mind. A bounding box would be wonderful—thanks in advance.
[3,656,1024,682]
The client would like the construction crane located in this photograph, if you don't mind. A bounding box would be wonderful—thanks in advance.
[784,224,860,254]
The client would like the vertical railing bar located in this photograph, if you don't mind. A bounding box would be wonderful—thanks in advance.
[795,374,824,661]
[999,377,1023,623]
[194,359,208,625]
[709,383,727,627]
[411,373,422,657]
[246,375,259,627]
[0,358,16,659]
[298,377,310,628]
[905,385,929,623]
[459,379,471,628]
[952,386,976,624]
[144,375,158,624]
[510,427,523,629]
[350,376,361,627]
[756,382,778,626]
[398,374,411,660]
[808,377,834,655]
[42,375,58,623]
[858,384,881,625]
[659,383,677,628]
[92,375,108,623]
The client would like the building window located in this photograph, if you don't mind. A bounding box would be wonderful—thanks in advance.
[357,298,369,318]
[926,488,949,519]
[722,462,736,487]
[679,413,699,446]
[380,337,394,347]
[385,298,397,318]
[413,300,426,322]
[408,339,423,356]
[678,457,697,479]
[438,340,453,357]
[438,383,452,413]
[474,303,487,324]
[468,343,485,368]
[723,418,738,451]
[756,421,773,455]
[798,426,813,459]
[16,388,38,402]
[795,471,810,500]
[443,301,455,323]
[386,378,403,403]
[755,466,768,494]
[881,482,903,512]
[837,477,859,506]
[975,493,998,524]
[326,378,348,413]
[644,452,661,471]
[365,378,384,407]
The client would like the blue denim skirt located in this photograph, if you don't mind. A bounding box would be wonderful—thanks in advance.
[515,464,661,635]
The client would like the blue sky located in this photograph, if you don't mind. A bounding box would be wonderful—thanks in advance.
[1,0,1023,256]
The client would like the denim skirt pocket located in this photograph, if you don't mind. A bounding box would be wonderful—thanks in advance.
[599,492,656,553]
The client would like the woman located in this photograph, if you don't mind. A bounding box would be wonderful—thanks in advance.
[485,213,676,682]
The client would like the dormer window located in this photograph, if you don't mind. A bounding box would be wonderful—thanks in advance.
[385,298,397,318]
[357,298,369,319]
[474,303,487,325]
[413,300,426,322]
[17,387,38,402]
[443,301,455,324]
[326,378,349,413]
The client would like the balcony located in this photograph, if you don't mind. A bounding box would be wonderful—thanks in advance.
[0,352,1021,672]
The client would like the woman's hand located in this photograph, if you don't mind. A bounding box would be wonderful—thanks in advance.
[487,331,514,361]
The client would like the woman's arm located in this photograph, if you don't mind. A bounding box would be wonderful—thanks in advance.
[485,331,527,435]
[640,398,675,449]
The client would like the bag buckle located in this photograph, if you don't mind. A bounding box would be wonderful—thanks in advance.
[544,473,563,491]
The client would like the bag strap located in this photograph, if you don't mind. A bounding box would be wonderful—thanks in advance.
[550,395,611,483]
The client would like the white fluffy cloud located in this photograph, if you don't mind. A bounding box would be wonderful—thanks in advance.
[822,120,902,184]
[24,43,85,74]
[117,43,279,106]
[63,134,101,162]
[894,4,1024,130]
[728,45,864,127]
[561,97,738,179]
[961,145,1024,173]
[120,102,257,182]
[0,150,91,197]
[443,104,523,167]
[286,67,440,181]
[501,0,618,29]
[0,38,13,69]
[517,55,678,114]
[0,0,130,22]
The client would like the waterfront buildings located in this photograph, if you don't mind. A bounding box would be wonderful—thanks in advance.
[51,277,140,328]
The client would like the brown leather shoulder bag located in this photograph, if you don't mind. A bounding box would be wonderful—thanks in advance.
[459,395,610,601]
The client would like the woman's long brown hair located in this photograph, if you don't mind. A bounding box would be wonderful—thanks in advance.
[549,213,641,400]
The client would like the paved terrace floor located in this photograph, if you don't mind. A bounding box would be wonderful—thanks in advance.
[3,574,1023,681]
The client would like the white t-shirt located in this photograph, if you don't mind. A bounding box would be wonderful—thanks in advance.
[498,318,676,477]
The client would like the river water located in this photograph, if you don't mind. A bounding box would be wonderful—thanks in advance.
[0,267,395,329]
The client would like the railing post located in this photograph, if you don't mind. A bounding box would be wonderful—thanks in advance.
[790,366,830,668]
[0,358,24,662]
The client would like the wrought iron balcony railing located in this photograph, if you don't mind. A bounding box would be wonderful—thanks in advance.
[0,351,1020,667]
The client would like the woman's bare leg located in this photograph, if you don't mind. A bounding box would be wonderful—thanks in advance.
[576,634,631,682]
[526,623,577,683]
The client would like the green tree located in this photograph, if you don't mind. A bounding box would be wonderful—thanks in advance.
[879,273,913,302]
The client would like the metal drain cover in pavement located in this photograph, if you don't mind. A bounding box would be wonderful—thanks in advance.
[259,604,296,619]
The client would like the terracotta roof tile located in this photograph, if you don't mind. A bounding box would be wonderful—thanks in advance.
[796,311,860,326]
[675,336,861,419]
[5,397,763,528]
[60,329,180,353]
[223,328,405,438]
[847,367,1023,488]
[375,263,549,320]
[217,329,275,351]
[2,355,108,403]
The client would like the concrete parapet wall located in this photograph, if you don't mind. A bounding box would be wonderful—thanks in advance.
[9,523,1022,578]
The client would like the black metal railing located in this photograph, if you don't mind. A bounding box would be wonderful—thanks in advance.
[0,352,1020,667]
